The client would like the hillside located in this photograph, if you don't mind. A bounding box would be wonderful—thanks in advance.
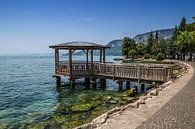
[106,28,174,56]
[71,28,174,56]
[133,28,174,43]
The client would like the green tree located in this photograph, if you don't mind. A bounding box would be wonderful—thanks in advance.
[179,17,187,32]
[122,37,130,58]
[188,31,195,60]
[128,49,137,59]
[167,26,178,59]
[146,31,155,54]
[122,37,136,58]
[187,20,195,32]
[155,31,159,44]
[174,31,192,60]
[136,43,147,56]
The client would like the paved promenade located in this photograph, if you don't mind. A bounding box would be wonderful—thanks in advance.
[98,62,195,129]
[136,62,195,129]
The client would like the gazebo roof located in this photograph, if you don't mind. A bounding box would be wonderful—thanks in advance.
[49,41,109,49]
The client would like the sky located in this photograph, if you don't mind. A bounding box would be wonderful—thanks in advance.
[0,0,195,54]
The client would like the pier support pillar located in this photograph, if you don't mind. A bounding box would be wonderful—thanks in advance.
[100,78,106,89]
[92,78,97,89]
[141,83,145,93]
[70,79,75,89]
[85,78,90,89]
[56,76,61,85]
[134,86,138,95]
[118,81,123,91]
[126,81,130,90]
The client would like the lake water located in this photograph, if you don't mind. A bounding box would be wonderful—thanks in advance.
[0,54,146,129]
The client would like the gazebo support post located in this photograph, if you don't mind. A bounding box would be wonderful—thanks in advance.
[91,49,93,72]
[69,48,72,78]
[100,49,102,63]
[86,49,89,69]
[55,48,59,75]
[103,49,106,63]
[54,48,61,84]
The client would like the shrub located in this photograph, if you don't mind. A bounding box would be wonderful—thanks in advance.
[156,53,164,61]
[144,54,150,59]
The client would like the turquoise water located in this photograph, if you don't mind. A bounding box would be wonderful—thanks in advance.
[0,54,145,128]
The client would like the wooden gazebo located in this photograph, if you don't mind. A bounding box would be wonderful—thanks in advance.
[49,41,109,87]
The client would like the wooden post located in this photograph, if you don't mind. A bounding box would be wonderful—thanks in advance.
[134,86,138,95]
[126,81,130,89]
[92,78,97,89]
[100,78,106,89]
[118,80,123,91]
[70,79,75,89]
[55,48,59,75]
[69,48,72,78]
[86,49,89,69]
[85,78,90,89]
[91,49,94,75]
[100,49,102,63]
[141,83,145,93]
[137,65,141,84]
[103,49,106,63]
[56,76,61,85]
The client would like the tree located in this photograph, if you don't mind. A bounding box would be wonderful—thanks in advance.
[174,31,192,60]
[122,37,131,58]
[136,43,147,56]
[122,37,136,58]
[187,23,195,32]
[167,26,178,59]
[155,31,159,44]
[179,17,187,32]
[128,49,137,59]
[188,31,195,60]
[146,31,155,54]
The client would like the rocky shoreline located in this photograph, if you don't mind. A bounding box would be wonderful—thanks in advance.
[75,61,189,129]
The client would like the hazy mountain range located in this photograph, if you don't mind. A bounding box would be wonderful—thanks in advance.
[106,28,174,56]
[72,28,174,56]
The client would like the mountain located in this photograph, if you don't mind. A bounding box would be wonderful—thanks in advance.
[133,28,174,43]
[106,40,123,56]
[106,28,174,56]
[70,28,174,56]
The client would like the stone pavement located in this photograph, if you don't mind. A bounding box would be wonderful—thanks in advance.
[97,62,195,129]
[136,62,195,129]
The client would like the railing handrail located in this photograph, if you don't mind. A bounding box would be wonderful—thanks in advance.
[56,62,173,82]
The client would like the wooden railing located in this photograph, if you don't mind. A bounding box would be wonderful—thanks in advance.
[56,61,100,76]
[56,61,173,82]
[99,63,172,82]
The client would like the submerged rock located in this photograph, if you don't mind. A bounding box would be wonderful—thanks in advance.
[67,120,83,128]
[0,123,8,129]
[108,100,118,104]
[102,96,112,101]
[71,103,97,113]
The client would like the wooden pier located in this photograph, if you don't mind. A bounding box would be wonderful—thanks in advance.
[49,41,173,90]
